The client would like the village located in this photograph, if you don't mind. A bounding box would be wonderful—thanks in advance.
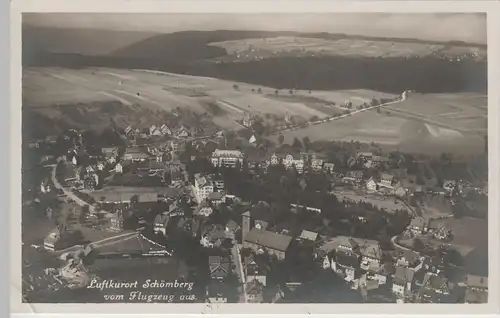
[22,108,488,304]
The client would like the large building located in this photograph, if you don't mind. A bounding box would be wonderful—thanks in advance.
[243,228,292,260]
[211,149,244,168]
[194,173,214,203]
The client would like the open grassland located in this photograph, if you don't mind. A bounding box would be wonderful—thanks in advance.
[23,67,398,134]
[381,93,487,135]
[428,217,488,276]
[272,93,487,155]
[210,36,486,59]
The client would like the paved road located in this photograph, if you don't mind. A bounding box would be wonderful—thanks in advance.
[51,157,99,213]
[231,244,248,303]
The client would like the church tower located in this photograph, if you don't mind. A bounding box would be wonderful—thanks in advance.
[242,211,251,243]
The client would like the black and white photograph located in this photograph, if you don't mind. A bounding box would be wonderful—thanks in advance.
[15,6,495,310]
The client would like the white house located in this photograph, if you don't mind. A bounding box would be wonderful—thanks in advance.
[114,162,123,173]
[380,173,395,188]
[211,149,244,168]
[392,266,415,297]
[366,177,378,191]
[194,173,214,203]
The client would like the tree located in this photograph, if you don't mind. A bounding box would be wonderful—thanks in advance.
[275,89,279,95]
[412,238,425,252]
[233,84,239,91]
[302,136,311,150]
[257,88,262,94]
[278,135,285,145]
[289,89,294,95]
[292,138,303,149]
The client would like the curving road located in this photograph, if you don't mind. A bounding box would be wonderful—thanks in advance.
[51,157,97,213]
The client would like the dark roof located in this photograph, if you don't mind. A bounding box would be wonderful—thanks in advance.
[208,192,224,201]
[423,273,449,291]
[334,251,360,269]
[244,229,292,252]
[207,280,226,298]
[225,219,240,232]
[209,255,230,279]
[394,266,415,285]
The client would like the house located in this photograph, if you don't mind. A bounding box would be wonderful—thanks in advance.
[160,124,172,136]
[124,125,133,135]
[323,253,333,269]
[246,280,264,303]
[371,155,390,165]
[195,203,214,217]
[123,147,149,162]
[206,280,227,303]
[207,192,224,206]
[243,228,292,260]
[91,192,158,204]
[109,210,126,232]
[43,229,61,251]
[366,177,378,191]
[176,126,191,139]
[114,162,124,173]
[311,159,324,172]
[465,275,488,304]
[244,255,268,286]
[209,255,230,280]
[417,273,452,303]
[148,160,166,175]
[397,250,421,268]
[299,230,319,243]
[170,140,185,153]
[343,170,363,183]
[210,179,224,191]
[393,183,407,197]
[243,112,255,128]
[194,173,214,203]
[409,217,428,236]
[323,162,335,173]
[380,173,395,188]
[376,262,396,285]
[153,213,170,236]
[101,147,119,159]
[335,237,359,254]
[225,219,240,239]
[283,154,304,174]
[443,180,457,193]
[200,224,227,248]
[149,125,162,136]
[211,149,244,168]
[331,251,361,282]
[358,240,383,271]
[392,266,415,298]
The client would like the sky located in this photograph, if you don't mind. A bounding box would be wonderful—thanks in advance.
[23,13,487,44]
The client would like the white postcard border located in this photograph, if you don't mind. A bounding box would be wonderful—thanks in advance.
[9,0,500,315]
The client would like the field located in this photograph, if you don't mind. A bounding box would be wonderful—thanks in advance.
[428,217,488,276]
[381,93,487,135]
[272,92,487,155]
[209,36,486,59]
[23,67,399,134]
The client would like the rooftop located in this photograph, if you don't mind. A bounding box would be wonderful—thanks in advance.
[394,266,415,285]
[299,230,319,242]
[244,228,293,252]
[212,149,244,158]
